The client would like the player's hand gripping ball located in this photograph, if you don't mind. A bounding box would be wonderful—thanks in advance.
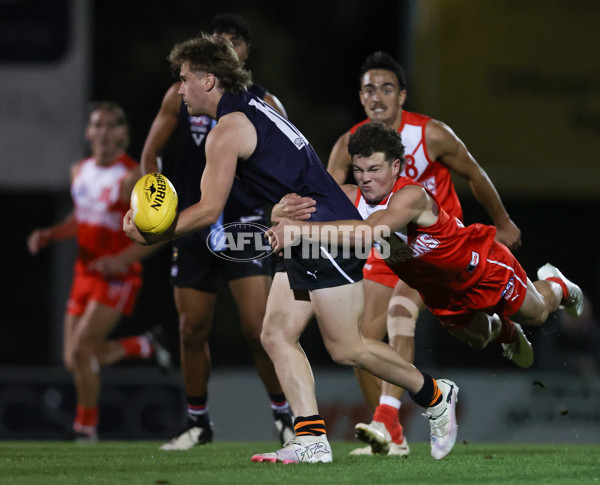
[130,173,178,234]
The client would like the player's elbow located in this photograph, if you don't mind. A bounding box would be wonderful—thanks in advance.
[203,208,222,226]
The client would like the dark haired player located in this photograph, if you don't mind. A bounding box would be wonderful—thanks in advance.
[327,51,522,455]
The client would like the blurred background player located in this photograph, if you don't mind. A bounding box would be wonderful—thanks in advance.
[327,51,522,455]
[26,101,171,442]
[140,13,293,450]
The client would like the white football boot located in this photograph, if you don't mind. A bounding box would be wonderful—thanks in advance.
[354,421,391,455]
[251,435,332,464]
[351,420,410,456]
[424,379,459,460]
[537,263,584,317]
[501,321,534,368]
[160,425,213,451]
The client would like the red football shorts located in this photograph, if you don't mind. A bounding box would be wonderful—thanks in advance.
[429,242,528,330]
[363,247,400,289]
[67,269,142,317]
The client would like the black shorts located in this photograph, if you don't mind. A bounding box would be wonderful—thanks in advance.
[280,244,364,290]
[171,240,273,293]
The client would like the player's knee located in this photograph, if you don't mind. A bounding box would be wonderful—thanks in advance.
[325,341,360,367]
[387,296,419,338]
[179,315,210,348]
[72,340,93,366]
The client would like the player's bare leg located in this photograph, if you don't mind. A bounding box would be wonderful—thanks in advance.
[260,272,316,417]
[313,281,456,461]
[160,287,216,450]
[70,301,121,441]
[230,274,294,443]
[255,278,458,463]
[62,314,79,373]
[253,272,330,463]
[353,282,420,456]
[353,279,390,410]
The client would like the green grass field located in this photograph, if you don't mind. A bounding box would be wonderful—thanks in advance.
[1,441,599,485]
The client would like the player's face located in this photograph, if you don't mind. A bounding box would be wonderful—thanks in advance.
[359,70,406,126]
[178,63,209,116]
[86,110,128,160]
[212,31,250,64]
[352,152,400,205]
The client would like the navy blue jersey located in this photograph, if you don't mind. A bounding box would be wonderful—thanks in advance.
[217,91,361,223]
[173,86,268,248]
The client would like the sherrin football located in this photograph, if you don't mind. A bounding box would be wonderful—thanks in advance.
[130,173,178,234]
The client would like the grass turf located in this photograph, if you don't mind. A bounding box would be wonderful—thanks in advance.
[1,441,599,485]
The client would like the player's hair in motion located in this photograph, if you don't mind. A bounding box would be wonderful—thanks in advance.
[348,122,405,166]
[359,51,407,91]
[168,34,252,92]
[210,13,251,44]
[87,100,130,150]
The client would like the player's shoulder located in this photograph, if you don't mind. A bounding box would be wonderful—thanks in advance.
[402,110,431,126]
[118,153,140,170]
[424,116,459,148]
[341,183,358,201]
[350,118,370,134]
[70,157,89,180]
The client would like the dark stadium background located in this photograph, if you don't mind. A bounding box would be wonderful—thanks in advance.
[3,0,599,375]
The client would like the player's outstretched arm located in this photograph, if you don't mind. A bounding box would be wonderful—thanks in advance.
[88,243,161,277]
[427,119,522,250]
[141,82,181,175]
[27,212,77,255]
[327,131,352,185]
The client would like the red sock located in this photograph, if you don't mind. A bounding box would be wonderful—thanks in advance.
[118,336,152,359]
[546,277,568,302]
[373,404,404,444]
[496,316,518,344]
[74,404,98,429]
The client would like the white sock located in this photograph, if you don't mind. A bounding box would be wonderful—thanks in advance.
[379,395,401,410]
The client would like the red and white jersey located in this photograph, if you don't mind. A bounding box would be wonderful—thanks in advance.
[351,110,462,221]
[355,177,496,300]
[71,153,141,275]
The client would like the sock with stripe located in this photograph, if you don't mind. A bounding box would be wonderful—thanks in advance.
[186,395,211,429]
[545,277,569,303]
[409,373,442,408]
[294,415,326,436]
[269,393,292,420]
[373,397,405,444]
[117,335,152,359]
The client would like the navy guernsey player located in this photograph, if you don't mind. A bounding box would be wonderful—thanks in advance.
[140,14,294,451]
[125,34,460,463]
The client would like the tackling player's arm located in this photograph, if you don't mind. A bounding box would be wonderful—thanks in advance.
[327,131,352,185]
[271,185,433,251]
[270,184,355,222]
[140,82,181,175]
[271,193,316,221]
[426,119,522,250]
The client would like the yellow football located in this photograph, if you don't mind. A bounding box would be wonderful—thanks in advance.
[130,173,178,234]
